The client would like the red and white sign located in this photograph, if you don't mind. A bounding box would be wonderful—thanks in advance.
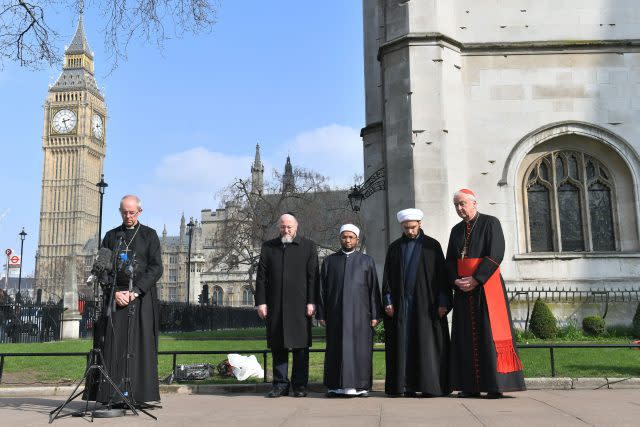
[9,255,20,267]
[4,248,12,256]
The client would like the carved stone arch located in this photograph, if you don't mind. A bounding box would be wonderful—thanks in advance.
[502,121,640,254]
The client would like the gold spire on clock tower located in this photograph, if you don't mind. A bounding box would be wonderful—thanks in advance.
[35,13,107,300]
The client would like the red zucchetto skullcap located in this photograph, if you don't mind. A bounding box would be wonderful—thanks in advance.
[458,188,475,197]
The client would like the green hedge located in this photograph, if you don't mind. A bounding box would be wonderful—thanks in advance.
[582,315,606,337]
[633,302,640,339]
[529,298,557,339]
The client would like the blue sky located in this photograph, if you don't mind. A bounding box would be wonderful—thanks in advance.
[0,1,365,276]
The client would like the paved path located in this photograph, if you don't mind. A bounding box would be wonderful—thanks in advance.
[1,390,639,426]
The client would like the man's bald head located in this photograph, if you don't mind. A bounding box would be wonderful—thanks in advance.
[119,195,143,228]
[278,214,298,243]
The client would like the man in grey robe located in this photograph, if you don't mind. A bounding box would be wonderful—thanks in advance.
[317,224,382,397]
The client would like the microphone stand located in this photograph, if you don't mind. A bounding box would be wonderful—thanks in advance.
[49,235,138,423]
[120,253,157,420]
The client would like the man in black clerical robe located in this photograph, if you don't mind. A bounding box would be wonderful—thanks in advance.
[84,195,163,405]
[255,213,319,398]
[446,189,525,398]
[316,224,382,397]
[382,208,451,397]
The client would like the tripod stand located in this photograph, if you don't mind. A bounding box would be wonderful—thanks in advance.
[48,348,138,422]
[49,246,139,423]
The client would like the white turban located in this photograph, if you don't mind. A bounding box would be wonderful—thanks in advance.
[396,208,424,223]
[339,224,360,238]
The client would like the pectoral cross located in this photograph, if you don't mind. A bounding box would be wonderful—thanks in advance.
[461,248,466,260]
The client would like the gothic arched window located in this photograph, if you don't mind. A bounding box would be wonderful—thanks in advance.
[212,286,223,306]
[524,150,617,252]
[242,287,253,306]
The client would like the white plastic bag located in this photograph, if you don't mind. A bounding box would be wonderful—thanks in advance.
[227,353,264,381]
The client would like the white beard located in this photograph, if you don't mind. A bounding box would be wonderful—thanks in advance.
[281,235,294,244]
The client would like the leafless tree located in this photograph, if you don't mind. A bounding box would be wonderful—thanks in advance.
[0,0,218,69]
[210,168,357,292]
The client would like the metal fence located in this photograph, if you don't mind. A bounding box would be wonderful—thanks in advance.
[0,302,63,344]
[507,286,640,303]
[159,303,264,332]
[78,300,264,338]
[2,343,640,384]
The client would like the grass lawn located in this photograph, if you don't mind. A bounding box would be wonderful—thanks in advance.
[1,330,639,386]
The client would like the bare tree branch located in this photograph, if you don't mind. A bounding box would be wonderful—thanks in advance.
[0,0,218,70]
[210,168,357,293]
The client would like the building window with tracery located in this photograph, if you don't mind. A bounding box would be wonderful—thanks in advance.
[212,286,223,306]
[242,287,253,306]
[524,150,617,253]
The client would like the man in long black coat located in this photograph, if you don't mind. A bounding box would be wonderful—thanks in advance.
[255,213,319,398]
[316,224,381,397]
[382,208,451,397]
[84,194,163,405]
[446,189,525,398]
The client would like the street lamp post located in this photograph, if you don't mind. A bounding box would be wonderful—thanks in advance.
[17,228,27,302]
[347,168,386,212]
[186,218,195,305]
[347,168,386,251]
[96,175,108,248]
[96,174,108,248]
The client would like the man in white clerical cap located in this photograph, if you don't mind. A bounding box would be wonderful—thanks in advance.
[381,208,452,397]
[316,224,382,397]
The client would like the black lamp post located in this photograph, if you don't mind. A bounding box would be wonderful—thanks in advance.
[96,174,108,248]
[347,168,386,213]
[186,218,195,305]
[17,228,26,302]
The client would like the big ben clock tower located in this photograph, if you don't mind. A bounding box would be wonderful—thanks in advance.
[35,14,107,300]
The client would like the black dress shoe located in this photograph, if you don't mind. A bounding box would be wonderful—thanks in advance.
[266,386,289,398]
[485,392,503,399]
[457,391,481,398]
[292,387,307,397]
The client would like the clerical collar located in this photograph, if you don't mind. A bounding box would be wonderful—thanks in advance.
[342,249,356,255]
[465,212,480,225]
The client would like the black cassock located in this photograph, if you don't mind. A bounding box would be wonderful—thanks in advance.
[84,222,164,404]
[382,231,451,396]
[446,213,525,393]
[316,251,382,390]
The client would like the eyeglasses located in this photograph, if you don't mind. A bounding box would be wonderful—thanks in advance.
[120,210,139,216]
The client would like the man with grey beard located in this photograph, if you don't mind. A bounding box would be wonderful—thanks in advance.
[255,213,319,398]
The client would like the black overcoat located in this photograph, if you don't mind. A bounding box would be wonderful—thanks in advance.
[382,231,451,396]
[84,222,163,403]
[316,251,382,390]
[255,235,319,349]
[445,213,526,393]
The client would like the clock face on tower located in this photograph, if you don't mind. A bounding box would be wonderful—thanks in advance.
[92,113,104,139]
[52,109,77,134]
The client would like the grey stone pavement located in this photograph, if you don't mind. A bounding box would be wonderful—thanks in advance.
[1,389,639,426]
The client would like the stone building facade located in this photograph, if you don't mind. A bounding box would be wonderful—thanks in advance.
[35,15,106,300]
[362,1,640,325]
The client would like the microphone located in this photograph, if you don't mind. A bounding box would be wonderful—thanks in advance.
[91,247,114,274]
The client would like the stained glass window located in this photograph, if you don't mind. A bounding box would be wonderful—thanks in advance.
[212,286,223,306]
[525,150,617,252]
[589,183,615,251]
[527,184,554,251]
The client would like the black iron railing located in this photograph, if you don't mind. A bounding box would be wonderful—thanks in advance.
[1,343,639,384]
[0,302,63,343]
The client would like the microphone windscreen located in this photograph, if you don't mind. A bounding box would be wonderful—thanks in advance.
[94,247,113,272]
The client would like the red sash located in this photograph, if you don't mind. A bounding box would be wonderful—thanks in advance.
[458,258,523,374]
